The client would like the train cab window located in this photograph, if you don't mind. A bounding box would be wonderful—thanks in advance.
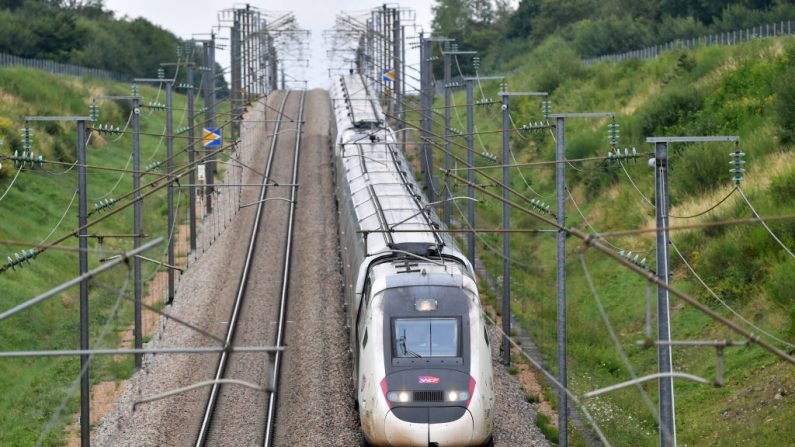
[393,318,459,358]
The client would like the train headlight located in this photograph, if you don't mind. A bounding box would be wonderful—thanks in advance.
[446,390,470,402]
[387,391,412,403]
[415,298,437,311]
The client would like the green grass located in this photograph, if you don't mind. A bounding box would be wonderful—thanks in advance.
[0,66,212,445]
[536,412,560,444]
[429,35,795,446]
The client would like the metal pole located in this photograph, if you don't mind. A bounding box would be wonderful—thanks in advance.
[207,35,216,213]
[231,16,241,141]
[392,8,400,129]
[166,82,175,304]
[187,64,197,252]
[443,50,452,226]
[501,93,511,366]
[132,96,142,370]
[420,35,434,202]
[400,24,406,141]
[76,119,90,447]
[466,80,475,267]
[555,116,568,446]
[654,141,676,447]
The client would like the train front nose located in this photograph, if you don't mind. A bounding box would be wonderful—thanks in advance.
[383,407,474,446]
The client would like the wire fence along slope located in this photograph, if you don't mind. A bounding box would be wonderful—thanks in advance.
[0,52,130,82]
[583,20,794,65]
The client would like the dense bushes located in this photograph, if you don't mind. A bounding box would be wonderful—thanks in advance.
[631,83,706,137]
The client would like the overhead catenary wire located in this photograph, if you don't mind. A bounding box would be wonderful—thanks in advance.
[35,273,132,447]
[38,189,78,245]
[481,310,613,447]
[442,168,795,365]
[670,240,795,349]
[0,169,22,202]
[579,255,662,426]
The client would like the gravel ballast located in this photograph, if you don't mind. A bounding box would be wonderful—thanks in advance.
[93,90,552,447]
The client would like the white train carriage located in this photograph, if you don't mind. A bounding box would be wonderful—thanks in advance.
[331,73,494,446]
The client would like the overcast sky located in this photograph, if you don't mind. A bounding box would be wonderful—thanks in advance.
[103,0,435,89]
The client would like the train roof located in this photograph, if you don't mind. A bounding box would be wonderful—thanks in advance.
[333,74,458,260]
[333,74,383,129]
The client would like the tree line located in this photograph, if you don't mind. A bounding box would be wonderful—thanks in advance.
[432,0,795,67]
[0,0,216,84]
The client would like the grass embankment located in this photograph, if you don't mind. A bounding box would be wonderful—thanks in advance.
[0,67,204,445]
[432,36,795,445]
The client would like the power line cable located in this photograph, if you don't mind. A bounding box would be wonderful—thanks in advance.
[670,239,795,349]
[38,189,78,245]
[738,185,795,260]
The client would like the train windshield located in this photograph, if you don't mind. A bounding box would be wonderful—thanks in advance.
[393,318,459,358]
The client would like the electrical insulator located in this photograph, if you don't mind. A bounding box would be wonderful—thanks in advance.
[157,68,165,79]
[472,56,480,71]
[729,148,746,185]
[131,84,139,97]
[608,122,620,147]
[89,103,99,122]
[21,127,32,151]
[6,249,35,271]
[542,101,552,120]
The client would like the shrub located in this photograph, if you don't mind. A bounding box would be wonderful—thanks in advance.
[572,16,653,58]
[765,260,795,336]
[769,168,795,205]
[632,83,705,138]
[669,143,730,199]
[527,37,586,94]
[774,64,795,144]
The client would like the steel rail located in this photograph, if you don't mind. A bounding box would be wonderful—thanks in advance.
[263,88,306,447]
[194,91,292,446]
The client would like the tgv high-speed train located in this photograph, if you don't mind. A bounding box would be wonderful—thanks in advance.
[331,72,494,446]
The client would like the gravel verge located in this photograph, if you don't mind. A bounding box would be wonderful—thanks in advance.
[93,94,284,446]
[488,324,552,446]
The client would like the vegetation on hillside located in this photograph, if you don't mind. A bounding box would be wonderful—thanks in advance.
[425,18,795,446]
[431,0,795,72]
[0,67,199,445]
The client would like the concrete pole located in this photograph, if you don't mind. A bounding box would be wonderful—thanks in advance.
[654,141,676,447]
[76,119,90,447]
[443,50,452,226]
[186,64,197,252]
[132,96,142,370]
[556,116,568,447]
[501,93,511,366]
[166,82,175,303]
[466,80,475,267]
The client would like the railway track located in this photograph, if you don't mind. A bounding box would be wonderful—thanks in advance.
[194,89,306,446]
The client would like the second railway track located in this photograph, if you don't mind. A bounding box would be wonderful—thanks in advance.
[196,89,306,446]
